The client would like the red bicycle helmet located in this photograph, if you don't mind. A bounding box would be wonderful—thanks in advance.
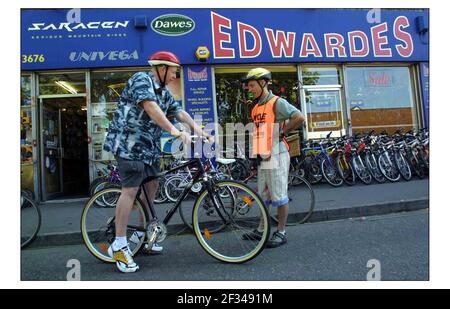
[148,51,181,67]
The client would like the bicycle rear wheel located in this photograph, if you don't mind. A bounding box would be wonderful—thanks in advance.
[192,180,270,263]
[395,151,412,181]
[321,158,343,187]
[81,187,148,263]
[21,195,41,249]
[272,174,315,225]
[378,152,401,182]
[89,176,107,197]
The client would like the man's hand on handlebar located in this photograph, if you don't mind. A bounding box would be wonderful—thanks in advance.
[171,128,192,144]
[204,134,215,144]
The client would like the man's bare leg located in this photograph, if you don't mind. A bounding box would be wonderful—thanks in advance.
[115,187,140,237]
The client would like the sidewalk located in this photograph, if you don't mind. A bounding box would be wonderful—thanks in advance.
[26,178,429,248]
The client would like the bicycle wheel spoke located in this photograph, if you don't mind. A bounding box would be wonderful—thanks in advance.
[193,181,269,263]
[81,187,147,262]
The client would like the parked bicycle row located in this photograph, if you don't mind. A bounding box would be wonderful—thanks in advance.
[289,128,429,187]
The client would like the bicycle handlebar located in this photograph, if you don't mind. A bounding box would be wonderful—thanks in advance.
[167,135,211,144]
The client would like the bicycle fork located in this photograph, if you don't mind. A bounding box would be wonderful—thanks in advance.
[205,180,234,225]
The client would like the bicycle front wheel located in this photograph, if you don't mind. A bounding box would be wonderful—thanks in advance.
[81,187,148,263]
[21,195,41,249]
[192,180,270,264]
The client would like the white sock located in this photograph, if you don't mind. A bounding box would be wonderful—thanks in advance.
[113,236,127,250]
[278,230,286,235]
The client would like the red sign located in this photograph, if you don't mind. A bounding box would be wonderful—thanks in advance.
[366,71,392,87]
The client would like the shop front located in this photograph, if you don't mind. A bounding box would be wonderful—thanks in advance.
[21,8,429,201]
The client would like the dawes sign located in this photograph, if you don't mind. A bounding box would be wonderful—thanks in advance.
[151,14,195,36]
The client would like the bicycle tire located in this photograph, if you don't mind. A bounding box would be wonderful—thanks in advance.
[321,158,343,187]
[365,153,386,183]
[306,160,323,184]
[192,180,270,264]
[81,187,148,263]
[89,176,108,197]
[272,174,315,225]
[352,156,372,185]
[165,175,189,203]
[395,151,412,181]
[21,195,41,249]
[406,150,426,179]
[378,152,401,182]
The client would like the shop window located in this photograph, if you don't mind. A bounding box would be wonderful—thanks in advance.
[215,69,299,131]
[302,67,340,86]
[90,71,135,163]
[345,66,418,134]
[21,75,34,192]
[39,73,86,95]
[89,70,183,172]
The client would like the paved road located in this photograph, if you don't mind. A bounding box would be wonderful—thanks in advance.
[21,209,429,281]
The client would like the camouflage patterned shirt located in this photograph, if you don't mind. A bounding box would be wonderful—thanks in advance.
[103,71,182,165]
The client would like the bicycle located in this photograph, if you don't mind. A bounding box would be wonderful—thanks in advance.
[377,133,401,182]
[317,133,344,187]
[232,154,315,226]
[21,191,41,249]
[269,173,315,226]
[81,136,271,264]
[336,137,356,186]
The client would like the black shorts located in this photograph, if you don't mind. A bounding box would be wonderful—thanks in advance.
[115,157,160,188]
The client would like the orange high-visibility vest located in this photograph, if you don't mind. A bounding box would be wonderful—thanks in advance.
[251,96,290,156]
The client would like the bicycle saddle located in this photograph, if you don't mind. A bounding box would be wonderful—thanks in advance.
[216,158,236,165]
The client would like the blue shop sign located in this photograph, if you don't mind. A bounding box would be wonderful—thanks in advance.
[21,8,429,70]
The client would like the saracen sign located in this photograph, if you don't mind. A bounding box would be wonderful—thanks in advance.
[27,21,130,32]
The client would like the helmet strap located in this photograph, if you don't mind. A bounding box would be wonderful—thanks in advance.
[255,80,267,102]
[155,65,168,88]
[163,65,169,87]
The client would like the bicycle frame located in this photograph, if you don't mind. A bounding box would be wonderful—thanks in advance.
[143,158,205,226]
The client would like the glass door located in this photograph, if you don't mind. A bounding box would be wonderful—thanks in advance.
[302,88,346,139]
[40,99,63,200]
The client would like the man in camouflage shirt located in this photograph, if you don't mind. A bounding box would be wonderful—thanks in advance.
[103,51,213,273]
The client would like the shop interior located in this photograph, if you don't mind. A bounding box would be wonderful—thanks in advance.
[40,97,89,199]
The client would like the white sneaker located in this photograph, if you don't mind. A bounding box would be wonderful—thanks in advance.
[108,245,139,273]
[129,231,164,254]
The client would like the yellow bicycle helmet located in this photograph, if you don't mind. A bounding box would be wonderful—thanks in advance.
[243,67,272,83]
[243,68,272,101]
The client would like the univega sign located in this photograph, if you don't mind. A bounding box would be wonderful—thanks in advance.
[151,14,195,36]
